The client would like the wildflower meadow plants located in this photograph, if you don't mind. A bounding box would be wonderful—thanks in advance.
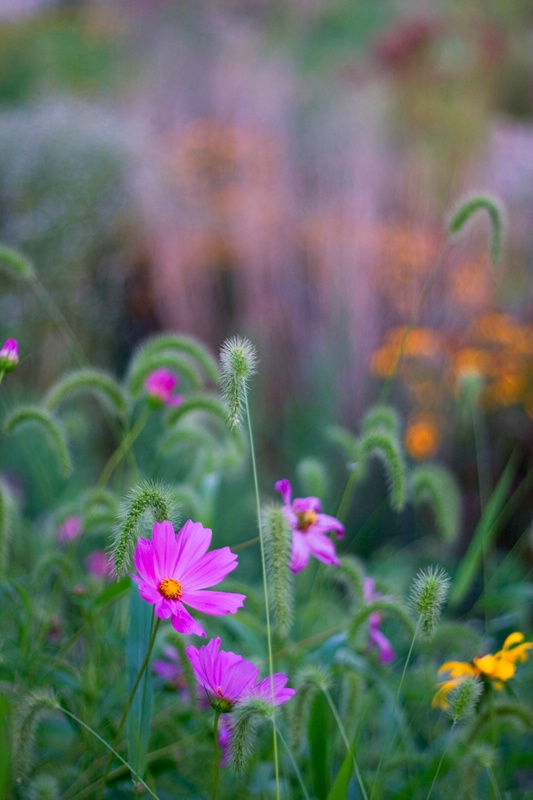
[0,196,532,800]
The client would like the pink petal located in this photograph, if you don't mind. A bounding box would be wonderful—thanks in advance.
[133,538,158,585]
[289,531,311,573]
[130,574,161,605]
[152,521,180,578]
[224,662,259,702]
[306,531,341,567]
[181,547,238,590]
[174,520,213,576]
[274,479,292,505]
[252,673,295,706]
[171,605,207,637]
[315,513,345,539]
[181,589,246,616]
[292,496,322,515]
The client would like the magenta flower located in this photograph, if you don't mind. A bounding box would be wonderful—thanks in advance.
[275,478,344,573]
[218,715,233,767]
[364,577,395,664]
[131,520,246,637]
[153,644,189,698]
[86,549,114,579]
[144,368,183,407]
[58,515,82,545]
[185,636,295,712]
[0,339,18,372]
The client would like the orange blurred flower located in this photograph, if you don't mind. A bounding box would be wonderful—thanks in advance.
[404,413,440,460]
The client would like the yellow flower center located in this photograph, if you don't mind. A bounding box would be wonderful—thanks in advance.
[159,578,183,600]
[297,510,318,532]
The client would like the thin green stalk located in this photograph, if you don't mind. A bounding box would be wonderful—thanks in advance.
[96,617,161,800]
[426,722,455,800]
[470,390,491,630]
[323,687,369,800]
[58,706,161,800]
[274,721,312,800]
[212,710,221,800]
[244,393,280,799]
[486,764,503,800]
[97,408,151,489]
[370,618,421,800]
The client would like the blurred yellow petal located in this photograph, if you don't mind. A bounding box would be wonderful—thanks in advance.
[502,632,525,650]
[438,660,477,678]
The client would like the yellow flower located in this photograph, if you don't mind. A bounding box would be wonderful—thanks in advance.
[432,632,532,709]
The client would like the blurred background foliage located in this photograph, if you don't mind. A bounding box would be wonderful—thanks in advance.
[1,0,533,564]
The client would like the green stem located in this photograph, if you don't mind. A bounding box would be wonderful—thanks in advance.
[426,721,455,800]
[58,706,161,800]
[212,710,221,800]
[97,408,151,489]
[323,688,369,800]
[244,393,280,800]
[96,617,161,800]
[370,618,420,800]
[274,721,312,800]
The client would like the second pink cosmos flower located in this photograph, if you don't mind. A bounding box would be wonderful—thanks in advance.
[275,478,344,573]
[131,520,246,637]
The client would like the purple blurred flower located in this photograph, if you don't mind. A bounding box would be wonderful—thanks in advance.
[218,715,233,767]
[275,478,344,573]
[153,644,189,697]
[58,515,82,545]
[144,368,183,407]
[364,577,395,664]
[186,636,295,713]
[131,520,246,637]
[86,549,114,579]
[0,339,19,372]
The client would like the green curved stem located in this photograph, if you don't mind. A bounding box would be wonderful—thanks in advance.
[58,706,161,800]
[323,688,368,800]
[97,408,151,488]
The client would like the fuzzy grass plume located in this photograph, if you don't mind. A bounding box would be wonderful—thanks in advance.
[110,481,177,577]
[230,697,272,773]
[219,337,258,429]
[262,503,294,638]
[409,566,450,639]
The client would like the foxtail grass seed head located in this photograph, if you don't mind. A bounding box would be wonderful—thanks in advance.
[230,698,272,773]
[409,566,450,639]
[446,676,482,722]
[219,337,258,428]
[263,503,294,637]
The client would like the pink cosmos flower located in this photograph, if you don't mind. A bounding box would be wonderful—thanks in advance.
[364,577,395,664]
[275,478,344,573]
[131,520,246,637]
[0,339,19,372]
[144,368,183,407]
[185,636,295,712]
[58,515,82,544]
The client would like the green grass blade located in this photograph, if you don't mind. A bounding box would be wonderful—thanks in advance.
[127,585,154,787]
[327,736,357,800]
[309,692,331,799]
[450,451,519,607]
[0,694,12,798]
